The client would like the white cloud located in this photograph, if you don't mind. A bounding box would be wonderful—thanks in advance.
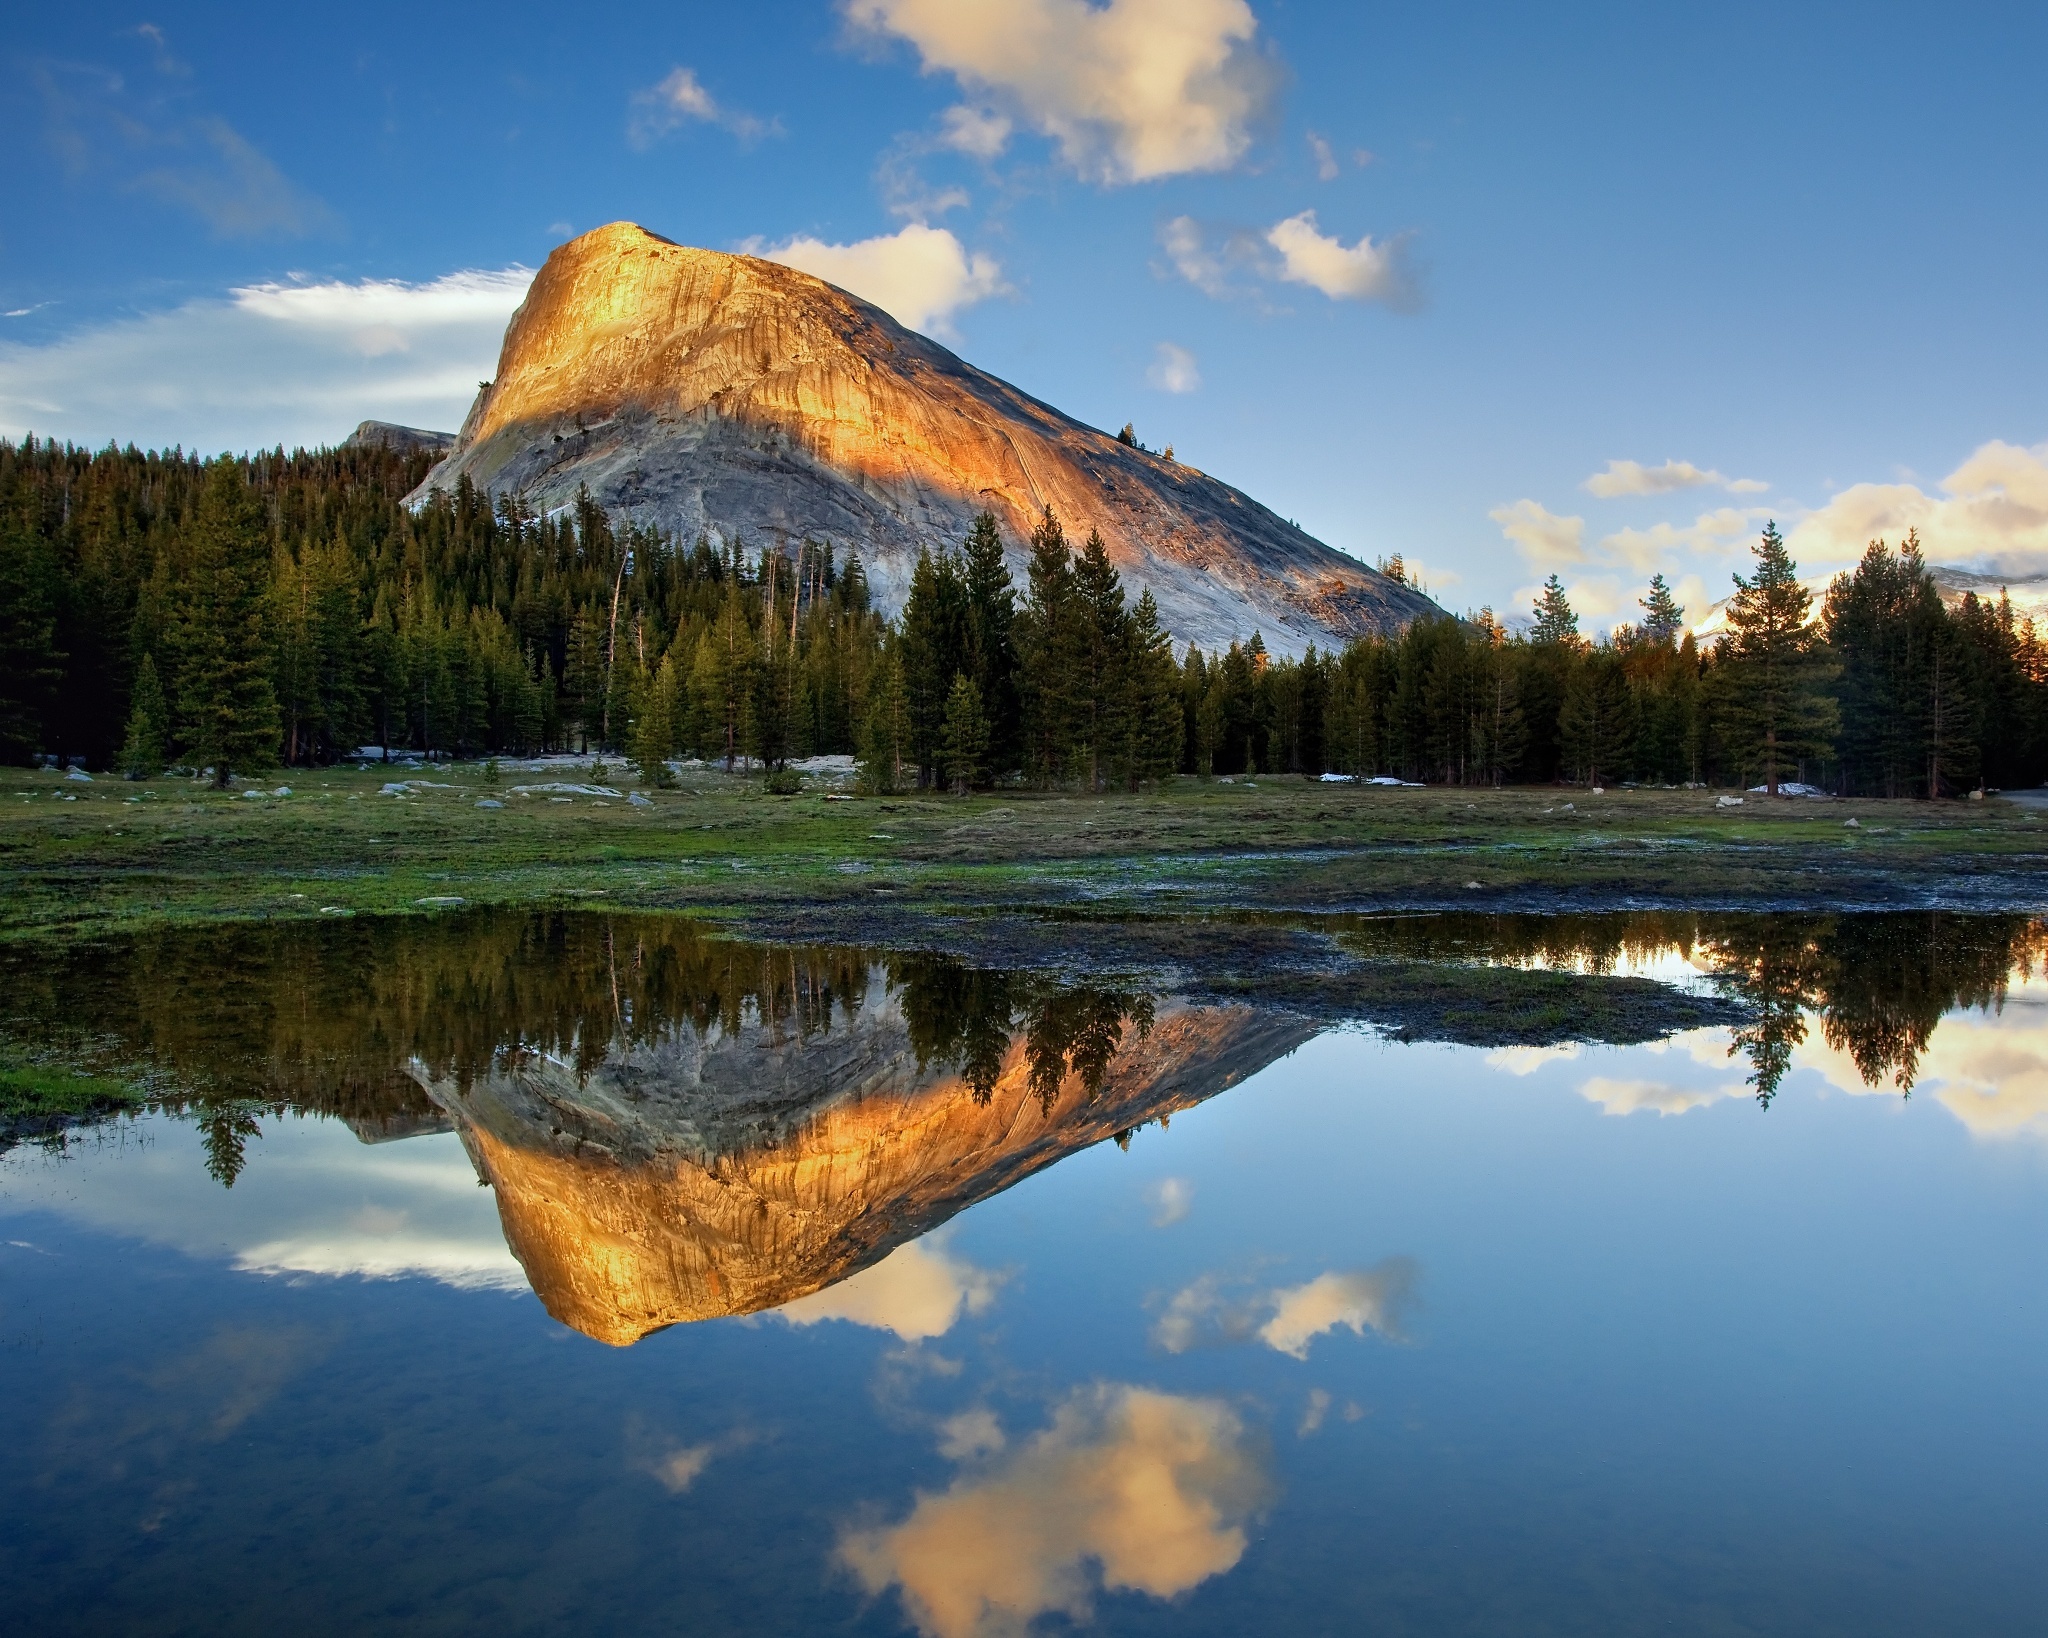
[1584,458,1767,498]
[651,1443,717,1492]
[1153,1259,1419,1357]
[1596,507,1768,573]
[0,1112,525,1291]
[1159,214,1234,297]
[0,266,532,453]
[1265,210,1420,308]
[1147,342,1200,394]
[1306,131,1340,181]
[1785,439,2048,579]
[753,222,1004,337]
[1490,498,1586,566]
[1144,1174,1194,1225]
[1257,1261,1419,1359]
[627,66,778,148]
[846,0,1278,184]
[1577,1076,1745,1117]
[839,1384,1265,1638]
[938,105,1012,158]
[774,1235,1000,1340]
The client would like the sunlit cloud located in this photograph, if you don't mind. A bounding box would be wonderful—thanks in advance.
[1257,1262,1419,1358]
[627,66,780,149]
[751,222,1004,337]
[1596,507,1770,573]
[775,1235,1001,1341]
[938,104,1012,158]
[840,1384,1267,1638]
[0,267,532,453]
[1265,210,1421,309]
[1154,1259,1419,1357]
[1490,498,1586,566]
[1584,459,1767,498]
[1785,439,2048,579]
[846,0,1279,184]
[1147,342,1201,395]
[1576,1076,1745,1117]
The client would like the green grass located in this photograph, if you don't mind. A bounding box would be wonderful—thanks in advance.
[0,1061,145,1123]
[3,761,2044,943]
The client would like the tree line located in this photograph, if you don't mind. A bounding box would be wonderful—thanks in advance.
[3,434,2044,794]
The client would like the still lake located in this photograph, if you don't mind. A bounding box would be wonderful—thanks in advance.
[3,911,2045,1636]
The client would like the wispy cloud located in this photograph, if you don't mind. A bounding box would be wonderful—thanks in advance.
[1147,342,1200,395]
[35,33,334,240]
[1584,458,1767,499]
[1306,131,1339,180]
[1153,1259,1420,1357]
[627,66,781,150]
[0,267,531,453]
[846,0,1280,184]
[1490,498,1587,566]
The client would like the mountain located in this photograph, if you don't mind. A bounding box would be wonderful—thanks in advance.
[344,419,456,455]
[411,222,1441,656]
[416,990,1317,1345]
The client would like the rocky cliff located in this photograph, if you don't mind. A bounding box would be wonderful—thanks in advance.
[417,984,1317,1345]
[411,222,1440,656]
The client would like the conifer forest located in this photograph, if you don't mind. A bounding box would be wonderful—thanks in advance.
[2,434,2044,796]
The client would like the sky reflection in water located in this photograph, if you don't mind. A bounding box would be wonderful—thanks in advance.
[4,912,2047,1636]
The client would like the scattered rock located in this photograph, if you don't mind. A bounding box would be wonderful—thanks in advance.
[65,767,92,782]
[414,896,466,908]
[1717,795,1744,808]
[1844,817,1860,828]
[629,792,654,807]
[476,798,505,809]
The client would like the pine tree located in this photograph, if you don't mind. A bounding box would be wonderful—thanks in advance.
[1559,647,1633,786]
[1823,533,1943,796]
[1017,507,1082,785]
[940,673,990,793]
[119,652,170,779]
[900,547,969,786]
[632,650,680,786]
[0,516,63,765]
[1073,530,1129,789]
[859,644,908,794]
[961,512,1021,776]
[1531,575,1581,645]
[1718,522,1838,794]
[171,461,279,785]
[1640,574,1685,643]
[1125,589,1183,784]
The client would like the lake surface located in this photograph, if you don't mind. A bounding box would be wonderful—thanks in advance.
[4,911,2046,1636]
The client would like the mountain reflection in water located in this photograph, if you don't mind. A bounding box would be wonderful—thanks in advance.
[3,909,2043,1344]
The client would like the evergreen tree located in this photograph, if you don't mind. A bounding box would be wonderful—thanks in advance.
[1823,534,1943,796]
[632,650,680,786]
[940,673,990,793]
[171,460,279,785]
[0,515,62,764]
[1017,507,1082,785]
[900,546,969,786]
[1717,522,1838,794]
[1125,589,1184,784]
[1073,530,1130,789]
[859,644,908,794]
[961,512,1021,776]
[1530,575,1581,645]
[1639,574,1685,643]
[1559,647,1634,786]
[119,652,170,779]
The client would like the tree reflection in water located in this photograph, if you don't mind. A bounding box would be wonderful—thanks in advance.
[2,909,2042,1168]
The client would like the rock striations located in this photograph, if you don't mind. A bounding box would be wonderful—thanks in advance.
[412,222,1441,655]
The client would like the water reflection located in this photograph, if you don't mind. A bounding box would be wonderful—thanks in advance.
[3,909,2044,1348]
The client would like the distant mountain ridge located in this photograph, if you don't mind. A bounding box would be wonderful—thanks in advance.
[410,222,1441,656]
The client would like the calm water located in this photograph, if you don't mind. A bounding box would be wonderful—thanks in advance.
[3,912,2046,1636]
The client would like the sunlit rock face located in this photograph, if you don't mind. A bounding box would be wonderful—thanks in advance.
[412,221,1441,656]
[418,984,1315,1345]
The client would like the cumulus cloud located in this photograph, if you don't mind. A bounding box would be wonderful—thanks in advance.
[1257,1261,1420,1359]
[753,222,1004,337]
[627,66,779,149]
[1265,210,1420,308]
[1147,342,1201,395]
[0,267,532,454]
[1785,439,2048,579]
[1576,1076,1745,1117]
[775,1236,1001,1341]
[846,0,1279,184]
[1490,499,1586,566]
[839,1384,1267,1638]
[1584,459,1767,499]
[1596,506,1769,573]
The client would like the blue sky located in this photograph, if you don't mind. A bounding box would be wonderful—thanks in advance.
[4,0,2045,627]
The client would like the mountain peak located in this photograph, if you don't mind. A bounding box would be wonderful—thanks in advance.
[415,222,1440,653]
